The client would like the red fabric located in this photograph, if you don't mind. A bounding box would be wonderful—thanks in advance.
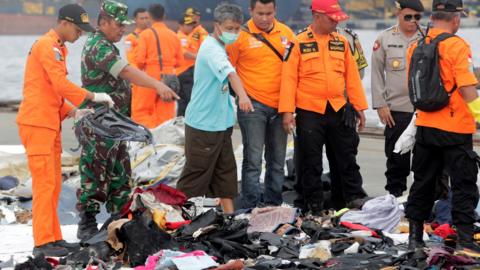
[166,220,192,230]
[434,224,457,239]
[121,184,188,216]
[340,221,379,237]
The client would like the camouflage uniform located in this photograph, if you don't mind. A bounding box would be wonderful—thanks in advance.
[77,30,132,215]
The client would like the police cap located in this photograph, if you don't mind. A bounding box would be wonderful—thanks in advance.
[395,0,425,12]
[432,0,465,12]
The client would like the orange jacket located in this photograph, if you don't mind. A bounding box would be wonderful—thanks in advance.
[177,24,208,75]
[408,28,479,134]
[135,22,184,78]
[227,19,295,109]
[279,26,368,114]
[16,29,88,131]
[125,28,143,67]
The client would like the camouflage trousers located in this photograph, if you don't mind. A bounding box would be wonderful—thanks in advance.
[77,133,132,215]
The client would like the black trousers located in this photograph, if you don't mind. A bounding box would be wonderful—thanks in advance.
[384,111,414,194]
[405,127,479,225]
[177,66,194,117]
[294,105,367,212]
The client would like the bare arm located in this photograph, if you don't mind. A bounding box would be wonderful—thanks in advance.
[228,72,253,112]
[460,85,479,102]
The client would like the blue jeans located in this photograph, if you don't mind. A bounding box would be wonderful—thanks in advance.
[238,99,287,208]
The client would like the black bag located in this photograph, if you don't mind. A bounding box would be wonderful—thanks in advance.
[408,32,456,112]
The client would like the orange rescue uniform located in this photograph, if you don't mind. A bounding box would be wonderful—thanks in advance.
[16,29,88,247]
[279,26,368,114]
[227,19,295,109]
[407,28,479,134]
[177,24,208,75]
[133,22,184,128]
[125,28,142,67]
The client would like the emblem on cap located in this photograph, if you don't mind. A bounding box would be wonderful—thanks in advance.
[81,13,90,23]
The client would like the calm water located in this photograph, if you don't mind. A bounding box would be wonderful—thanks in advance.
[1,28,479,121]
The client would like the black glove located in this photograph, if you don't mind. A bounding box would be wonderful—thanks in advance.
[342,102,360,129]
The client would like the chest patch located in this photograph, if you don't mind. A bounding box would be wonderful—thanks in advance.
[300,42,318,54]
[328,40,345,52]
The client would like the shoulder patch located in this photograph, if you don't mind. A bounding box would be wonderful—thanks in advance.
[192,32,200,40]
[300,42,318,54]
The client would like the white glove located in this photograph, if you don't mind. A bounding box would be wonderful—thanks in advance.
[394,114,417,155]
[92,93,115,108]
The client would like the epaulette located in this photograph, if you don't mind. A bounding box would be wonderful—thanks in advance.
[342,27,358,38]
[296,27,308,35]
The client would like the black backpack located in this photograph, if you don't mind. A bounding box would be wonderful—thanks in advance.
[408,32,457,112]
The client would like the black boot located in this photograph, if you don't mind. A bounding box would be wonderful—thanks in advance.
[456,224,480,256]
[408,219,425,250]
[77,212,98,242]
[33,242,69,257]
[54,240,80,252]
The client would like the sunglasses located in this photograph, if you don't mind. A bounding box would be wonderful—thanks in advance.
[404,14,422,22]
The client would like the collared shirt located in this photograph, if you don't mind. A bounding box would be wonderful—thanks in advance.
[80,30,131,116]
[371,25,423,112]
[227,19,295,109]
[177,24,209,75]
[125,28,143,67]
[185,36,236,132]
[135,22,183,77]
[408,28,478,134]
[17,29,88,131]
[279,26,368,114]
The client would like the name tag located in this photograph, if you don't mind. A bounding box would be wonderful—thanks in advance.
[328,40,345,52]
[300,42,318,54]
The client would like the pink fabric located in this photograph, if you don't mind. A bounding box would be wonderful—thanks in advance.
[134,255,160,270]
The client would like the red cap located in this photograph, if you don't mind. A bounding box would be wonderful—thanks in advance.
[311,0,349,22]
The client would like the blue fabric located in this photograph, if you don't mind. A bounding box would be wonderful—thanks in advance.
[238,99,287,208]
[185,36,236,132]
[434,192,453,225]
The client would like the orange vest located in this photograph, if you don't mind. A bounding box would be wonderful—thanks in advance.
[407,28,478,134]
[227,19,295,109]
[17,29,88,131]
[279,26,368,114]
[177,24,208,75]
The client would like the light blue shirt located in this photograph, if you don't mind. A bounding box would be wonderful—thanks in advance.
[185,36,236,132]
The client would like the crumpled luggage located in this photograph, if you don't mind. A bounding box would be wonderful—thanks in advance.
[324,253,395,269]
[117,212,176,267]
[14,253,53,270]
[121,184,187,216]
[74,106,153,148]
[175,209,224,237]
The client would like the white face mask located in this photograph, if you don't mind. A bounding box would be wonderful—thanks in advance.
[219,31,239,45]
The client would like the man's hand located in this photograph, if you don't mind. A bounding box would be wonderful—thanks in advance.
[394,114,417,155]
[283,112,296,134]
[155,82,180,102]
[357,110,366,132]
[92,93,115,108]
[238,95,254,113]
[377,106,395,128]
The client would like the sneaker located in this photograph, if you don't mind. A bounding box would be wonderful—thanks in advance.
[33,242,69,257]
